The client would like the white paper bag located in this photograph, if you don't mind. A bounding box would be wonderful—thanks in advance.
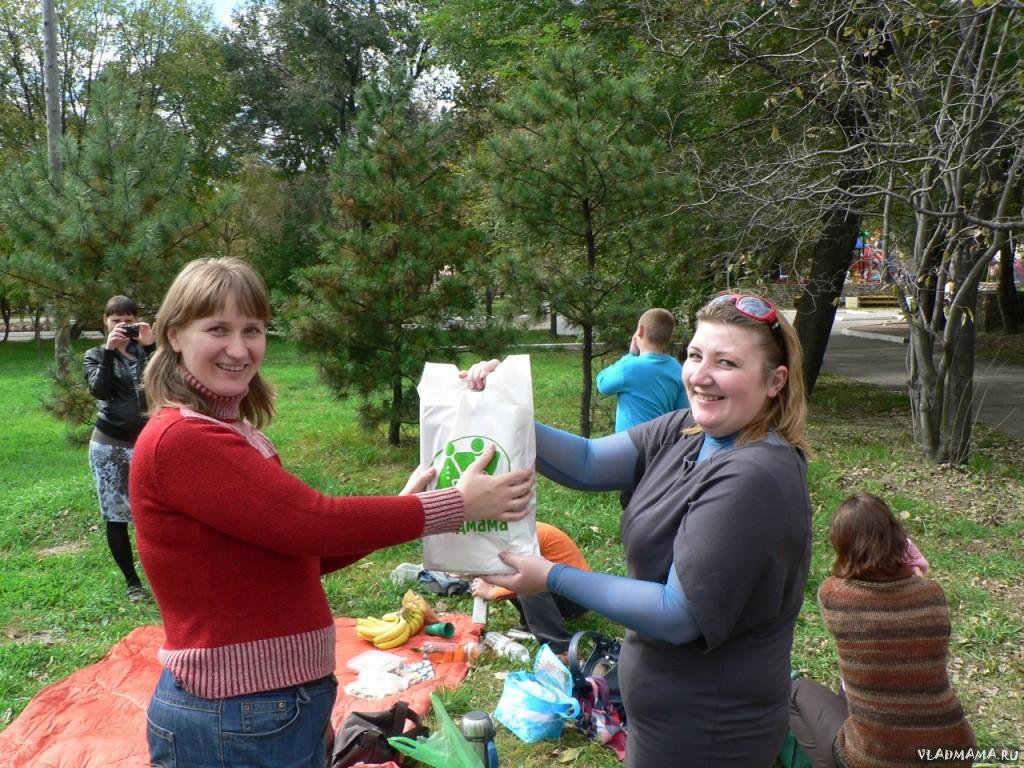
[418,355,538,574]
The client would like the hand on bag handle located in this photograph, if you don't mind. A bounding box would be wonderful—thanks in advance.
[460,358,501,391]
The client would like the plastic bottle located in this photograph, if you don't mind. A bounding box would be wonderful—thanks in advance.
[471,595,489,624]
[483,631,530,663]
[416,641,487,665]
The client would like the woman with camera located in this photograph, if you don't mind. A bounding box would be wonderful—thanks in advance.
[83,294,155,602]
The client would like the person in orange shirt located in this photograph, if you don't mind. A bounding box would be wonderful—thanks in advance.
[471,522,590,654]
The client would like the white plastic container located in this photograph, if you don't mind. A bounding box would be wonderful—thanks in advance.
[346,649,404,674]
[390,562,423,584]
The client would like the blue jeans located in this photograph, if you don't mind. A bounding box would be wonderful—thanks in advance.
[147,669,337,768]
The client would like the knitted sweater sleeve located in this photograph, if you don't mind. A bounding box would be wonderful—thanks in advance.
[141,414,462,557]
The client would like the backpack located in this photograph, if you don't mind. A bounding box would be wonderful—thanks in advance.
[567,631,627,760]
[567,631,622,706]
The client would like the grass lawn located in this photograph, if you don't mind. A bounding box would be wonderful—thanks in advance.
[1,337,1021,765]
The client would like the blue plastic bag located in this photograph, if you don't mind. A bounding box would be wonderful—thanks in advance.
[494,644,581,743]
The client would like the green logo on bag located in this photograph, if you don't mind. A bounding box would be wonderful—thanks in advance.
[432,436,512,533]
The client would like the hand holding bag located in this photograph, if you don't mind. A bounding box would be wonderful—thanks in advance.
[417,355,538,574]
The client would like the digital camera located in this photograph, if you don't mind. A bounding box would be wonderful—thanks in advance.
[122,324,140,339]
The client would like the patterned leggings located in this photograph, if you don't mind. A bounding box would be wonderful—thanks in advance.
[88,440,133,522]
[89,440,140,586]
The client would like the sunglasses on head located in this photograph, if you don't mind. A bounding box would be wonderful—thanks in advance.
[707,294,788,362]
[708,293,780,329]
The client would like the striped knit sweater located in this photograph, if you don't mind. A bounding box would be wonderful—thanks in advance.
[819,576,975,768]
[132,386,464,699]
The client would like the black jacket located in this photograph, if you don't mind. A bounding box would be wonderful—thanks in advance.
[83,342,155,442]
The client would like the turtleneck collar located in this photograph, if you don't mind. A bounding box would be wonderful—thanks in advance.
[697,431,738,462]
[179,366,246,421]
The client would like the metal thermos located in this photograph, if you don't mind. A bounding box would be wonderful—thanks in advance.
[460,710,498,768]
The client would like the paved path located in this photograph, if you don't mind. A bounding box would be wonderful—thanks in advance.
[2,330,103,342]
[6,313,1022,441]
[815,309,1024,442]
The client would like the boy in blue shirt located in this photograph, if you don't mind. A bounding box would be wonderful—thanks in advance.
[597,308,687,432]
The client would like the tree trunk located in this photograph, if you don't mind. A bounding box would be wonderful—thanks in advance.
[54,324,73,378]
[42,0,62,186]
[916,271,942,332]
[937,277,976,464]
[793,205,862,394]
[1,297,9,342]
[909,244,984,466]
[549,310,558,339]
[996,239,1019,334]
[580,323,593,437]
[907,322,940,460]
[388,340,402,447]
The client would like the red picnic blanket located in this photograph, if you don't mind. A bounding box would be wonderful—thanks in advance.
[0,614,479,768]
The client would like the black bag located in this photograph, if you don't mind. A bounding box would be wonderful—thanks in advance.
[332,700,428,768]
[567,630,622,706]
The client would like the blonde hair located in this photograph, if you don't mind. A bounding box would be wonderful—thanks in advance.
[685,295,808,453]
[144,257,276,427]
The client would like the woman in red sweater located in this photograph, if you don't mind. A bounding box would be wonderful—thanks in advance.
[131,256,533,768]
[789,492,974,768]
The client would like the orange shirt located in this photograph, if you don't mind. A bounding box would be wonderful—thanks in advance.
[489,522,589,600]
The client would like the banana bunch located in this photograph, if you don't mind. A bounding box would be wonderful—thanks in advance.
[401,589,438,623]
[403,603,425,637]
[355,605,425,650]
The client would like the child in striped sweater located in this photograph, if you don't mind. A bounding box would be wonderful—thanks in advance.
[789,492,974,768]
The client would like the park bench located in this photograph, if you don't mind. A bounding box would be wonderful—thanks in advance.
[845,294,898,309]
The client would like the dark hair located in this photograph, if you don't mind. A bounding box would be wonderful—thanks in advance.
[103,295,138,318]
[829,492,908,579]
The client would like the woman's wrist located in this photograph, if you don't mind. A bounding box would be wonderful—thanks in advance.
[417,487,465,535]
[546,562,567,591]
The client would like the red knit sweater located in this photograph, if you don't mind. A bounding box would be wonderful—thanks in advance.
[131,406,464,698]
[819,576,975,768]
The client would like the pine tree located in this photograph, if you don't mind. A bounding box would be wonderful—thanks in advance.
[477,47,681,436]
[0,74,230,413]
[0,74,228,321]
[290,78,508,446]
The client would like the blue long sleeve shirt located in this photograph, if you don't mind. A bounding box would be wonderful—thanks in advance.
[535,423,737,644]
